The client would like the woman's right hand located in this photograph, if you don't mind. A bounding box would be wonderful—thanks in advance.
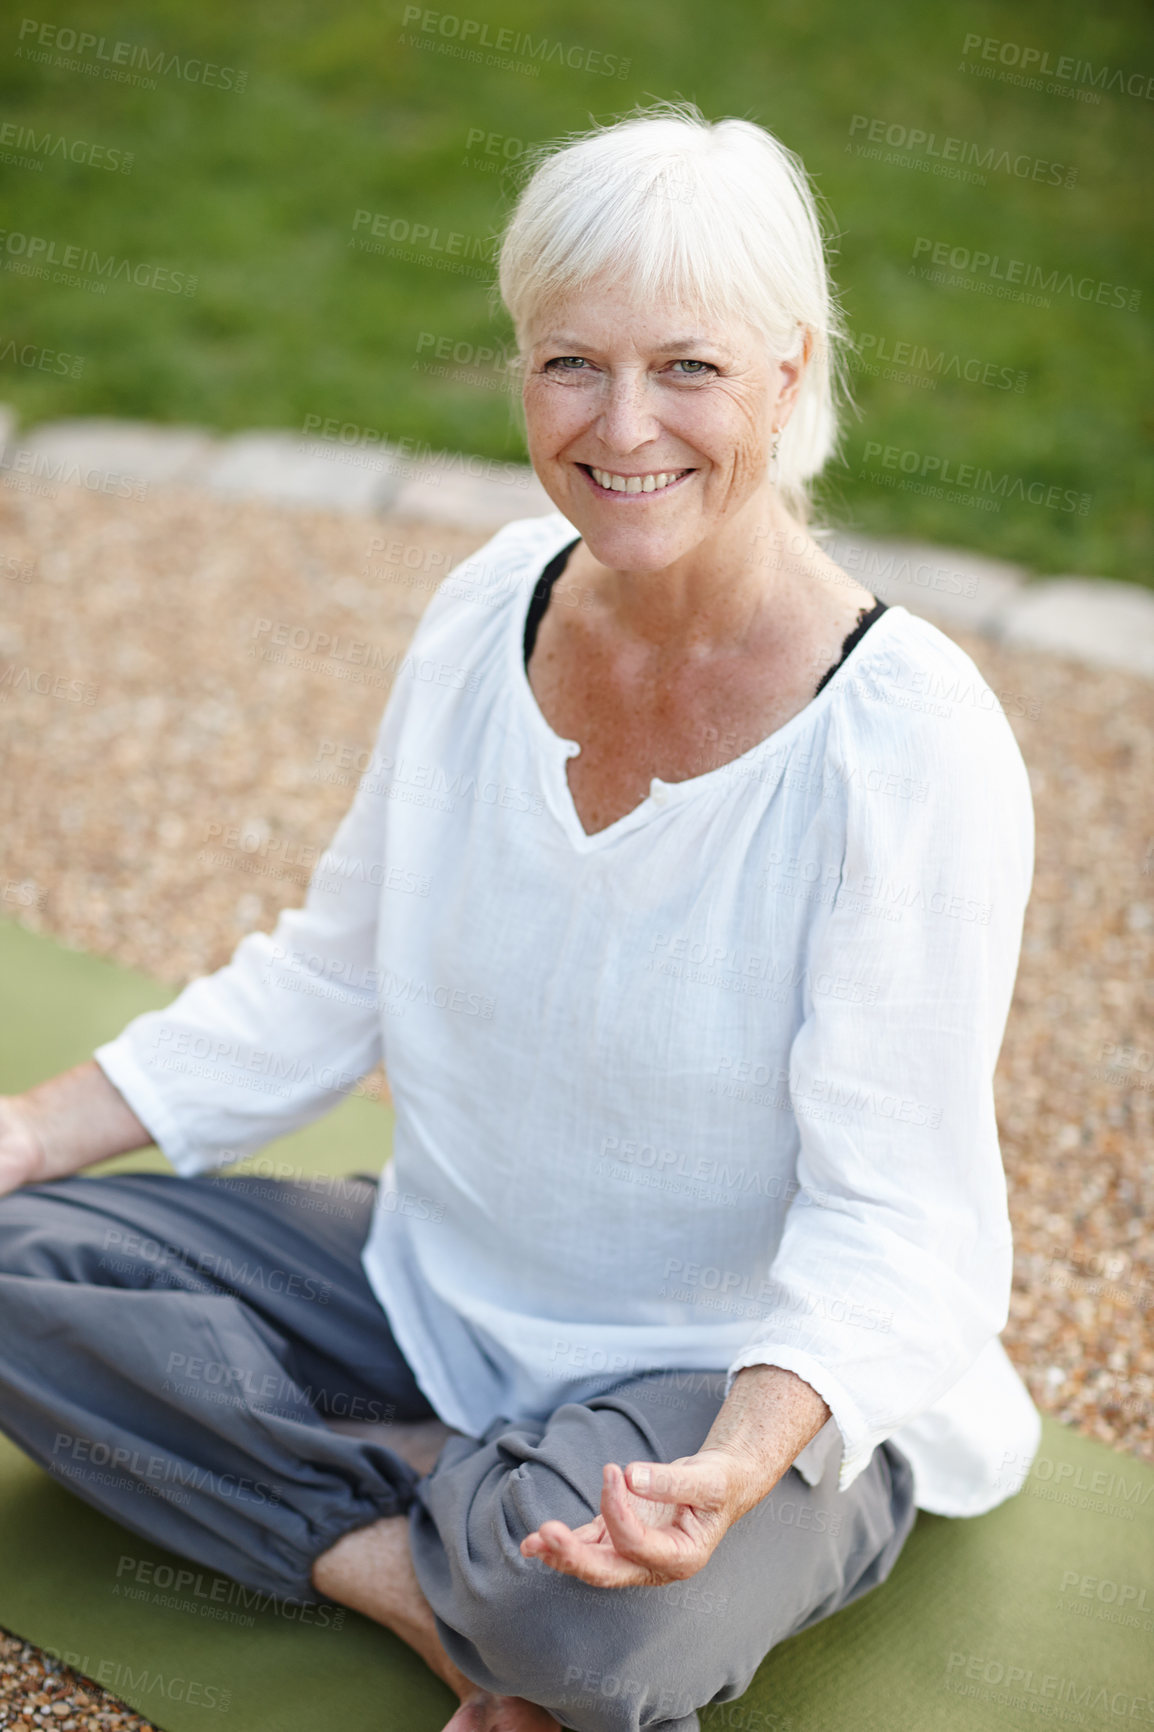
[0,1095,46,1199]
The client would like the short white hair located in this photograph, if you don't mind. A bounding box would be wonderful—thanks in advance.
[497,101,848,520]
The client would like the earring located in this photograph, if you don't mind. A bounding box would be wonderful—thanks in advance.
[770,427,781,464]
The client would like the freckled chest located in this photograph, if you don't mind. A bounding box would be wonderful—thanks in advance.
[527,586,857,836]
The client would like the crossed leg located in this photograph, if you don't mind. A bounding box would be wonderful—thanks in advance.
[320,1381,915,1732]
[0,1174,916,1732]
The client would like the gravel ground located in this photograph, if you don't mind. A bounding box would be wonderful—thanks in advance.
[0,1632,158,1731]
[0,477,1150,1721]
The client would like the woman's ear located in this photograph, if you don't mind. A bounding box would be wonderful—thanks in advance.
[775,326,814,426]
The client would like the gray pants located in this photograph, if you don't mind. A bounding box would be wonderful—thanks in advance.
[0,1173,916,1732]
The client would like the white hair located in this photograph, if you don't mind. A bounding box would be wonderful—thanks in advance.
[496,101,849,520]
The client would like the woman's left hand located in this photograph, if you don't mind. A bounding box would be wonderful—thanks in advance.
[519,1446,755,1587]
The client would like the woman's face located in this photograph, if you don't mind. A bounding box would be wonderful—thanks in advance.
[521,280,805,574]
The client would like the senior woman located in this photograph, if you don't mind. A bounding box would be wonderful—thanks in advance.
[0,107,1039,1732]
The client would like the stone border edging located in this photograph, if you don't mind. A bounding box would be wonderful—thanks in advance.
[2,407,1151,678]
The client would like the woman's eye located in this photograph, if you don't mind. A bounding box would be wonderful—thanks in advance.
[545,356,589,372]
[670,359,715,376]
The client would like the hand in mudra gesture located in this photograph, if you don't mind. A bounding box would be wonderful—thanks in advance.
[520,1447,749,1588]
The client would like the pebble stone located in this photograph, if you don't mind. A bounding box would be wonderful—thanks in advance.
[0,1631,159,1732]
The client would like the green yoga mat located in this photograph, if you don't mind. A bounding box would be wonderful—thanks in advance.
[1,918,1152,1731]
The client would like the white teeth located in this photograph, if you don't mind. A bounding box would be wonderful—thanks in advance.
[589,467,686,493]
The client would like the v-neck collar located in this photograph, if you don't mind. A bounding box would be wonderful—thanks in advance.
[508,526,904,853]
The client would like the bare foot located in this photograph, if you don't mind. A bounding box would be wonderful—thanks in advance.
[443,1690,562,1730]
[312,1501,564,1731]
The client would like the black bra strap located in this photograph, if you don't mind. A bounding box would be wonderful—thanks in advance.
[814,598,888,696]
[524,538,580,669]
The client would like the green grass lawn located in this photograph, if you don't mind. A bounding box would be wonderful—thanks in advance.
[1,0,1151,580]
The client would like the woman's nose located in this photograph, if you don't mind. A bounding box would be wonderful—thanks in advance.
[595,373,663,455]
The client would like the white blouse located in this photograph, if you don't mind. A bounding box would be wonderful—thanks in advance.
[96,511,1042,1517]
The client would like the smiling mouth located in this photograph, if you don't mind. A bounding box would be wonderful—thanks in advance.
[578,464,694,496]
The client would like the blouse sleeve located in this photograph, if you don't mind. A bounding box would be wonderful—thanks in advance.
[725,653,1035,1491]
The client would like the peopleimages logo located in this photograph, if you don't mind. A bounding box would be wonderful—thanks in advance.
[0,120,133,173]
[859,439,1092,516]
[114,1554,347,1630]
[846,115,1077,188]
[910,236,1141,313]
[0,336,84,377]
[398,8,631,79]
[849,330,1026,394]
[15,18,248,92]
[959,33,1154,102]
[44,1648,231,1714]
[0,228,196,294]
